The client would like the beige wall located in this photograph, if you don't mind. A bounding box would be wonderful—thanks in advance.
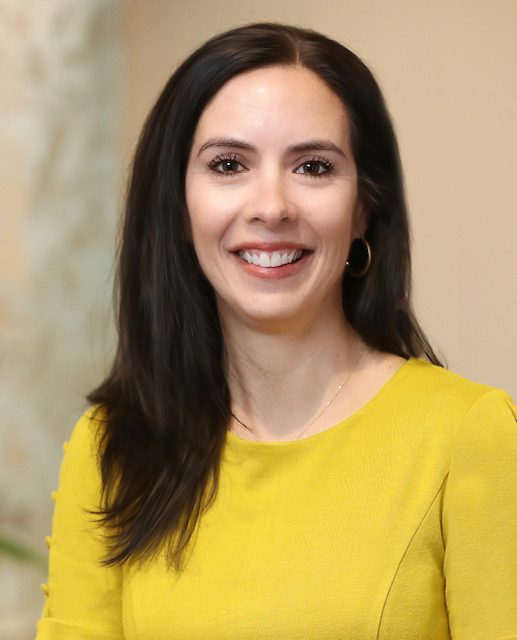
[123,0,517,396]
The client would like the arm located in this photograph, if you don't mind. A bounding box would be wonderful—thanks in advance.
[443,389,517,640]
[36,409,124,639]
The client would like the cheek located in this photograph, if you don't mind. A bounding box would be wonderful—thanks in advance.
[305,190,358,234]
[187,198,232,262]
[185,182,214,239]
[187,184,243,244]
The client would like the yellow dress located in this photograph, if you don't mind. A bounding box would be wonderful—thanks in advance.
[37,359,517,639]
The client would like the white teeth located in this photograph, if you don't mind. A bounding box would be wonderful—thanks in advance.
[259,253,270,267]
[240,249,303,267]
[270,253,282,267]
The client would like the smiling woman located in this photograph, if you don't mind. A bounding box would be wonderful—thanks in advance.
[36,23,517,640]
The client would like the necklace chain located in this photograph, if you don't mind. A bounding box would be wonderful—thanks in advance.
[231,345,366,441]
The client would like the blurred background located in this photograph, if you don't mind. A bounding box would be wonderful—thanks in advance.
[1,1,516,637]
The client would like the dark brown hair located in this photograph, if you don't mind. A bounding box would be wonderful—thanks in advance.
[89,22,441,569]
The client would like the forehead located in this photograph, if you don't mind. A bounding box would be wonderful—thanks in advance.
[192,65,350,146]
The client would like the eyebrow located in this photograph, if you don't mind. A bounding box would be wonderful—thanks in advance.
[288,140,346,157]
[197,137,257,155]
[197,137,346,158]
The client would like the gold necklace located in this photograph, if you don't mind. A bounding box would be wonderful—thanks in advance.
[231,345,366,441]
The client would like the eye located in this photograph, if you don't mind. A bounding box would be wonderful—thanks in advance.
[295,159,333,176]
[207,154,247,176]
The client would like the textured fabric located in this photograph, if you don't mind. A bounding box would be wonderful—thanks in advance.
[37,359,517,639]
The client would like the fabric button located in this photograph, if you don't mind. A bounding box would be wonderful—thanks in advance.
[45,536,51,549]
[41,584,49,596]
[63,441,69,454]
[51,491,57,503]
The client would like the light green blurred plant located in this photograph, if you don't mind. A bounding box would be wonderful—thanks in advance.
[0,532,46,571]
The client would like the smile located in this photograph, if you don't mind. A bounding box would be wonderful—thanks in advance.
[239,249,304,268]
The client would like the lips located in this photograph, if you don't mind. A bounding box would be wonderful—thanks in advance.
[239,249,304,268]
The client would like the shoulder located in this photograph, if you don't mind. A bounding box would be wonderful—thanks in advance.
[376,358,516,454]
[395,357,514,416]
[58,406,107,504]
[401,357,491,395]
[67,405,106,451]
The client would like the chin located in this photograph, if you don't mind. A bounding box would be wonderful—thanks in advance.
[219,298,322,332]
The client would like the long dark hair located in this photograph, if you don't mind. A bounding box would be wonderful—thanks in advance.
[89,22,442,569]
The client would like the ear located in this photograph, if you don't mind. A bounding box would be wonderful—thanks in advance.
[351,200,368,239]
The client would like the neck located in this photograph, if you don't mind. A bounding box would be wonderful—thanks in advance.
[222,307,363,441]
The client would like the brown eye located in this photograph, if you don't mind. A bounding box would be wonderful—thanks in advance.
[220,160,239,172]
[208,155,247,175]
[295,160,332,176]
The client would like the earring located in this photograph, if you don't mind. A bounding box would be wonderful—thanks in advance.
[346,237,372,278]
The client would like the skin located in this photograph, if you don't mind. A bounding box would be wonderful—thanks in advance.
[186,66,404,441]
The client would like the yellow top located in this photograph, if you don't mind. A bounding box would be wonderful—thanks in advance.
[37,359,517,639]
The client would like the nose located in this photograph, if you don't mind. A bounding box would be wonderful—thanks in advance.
[246,172,297,227]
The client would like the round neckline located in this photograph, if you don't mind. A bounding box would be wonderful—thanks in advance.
[226,356,421,449]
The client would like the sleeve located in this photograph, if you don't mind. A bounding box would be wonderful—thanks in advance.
[442,389,517,640]
[36,409,124,640]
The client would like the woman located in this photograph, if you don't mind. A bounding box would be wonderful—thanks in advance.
[37,23,517,639]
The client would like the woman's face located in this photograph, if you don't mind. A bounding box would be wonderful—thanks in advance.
[185,65,364,331]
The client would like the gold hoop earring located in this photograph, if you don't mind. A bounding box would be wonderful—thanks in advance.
[345,237,371,278]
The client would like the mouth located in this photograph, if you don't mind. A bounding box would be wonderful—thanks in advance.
[238,249,305,268]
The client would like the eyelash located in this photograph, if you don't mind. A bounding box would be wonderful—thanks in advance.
[295,157,334,177]
[207,154,246,176]
[206,154,334,177]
